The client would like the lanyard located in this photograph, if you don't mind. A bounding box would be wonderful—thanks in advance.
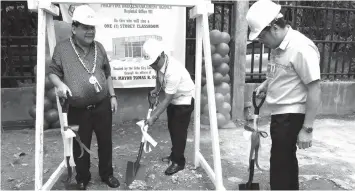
[157,54,169,95]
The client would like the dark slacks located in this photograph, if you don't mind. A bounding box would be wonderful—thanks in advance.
[68,97,113,184]
[270,113,305,190]
[166,98,195,166]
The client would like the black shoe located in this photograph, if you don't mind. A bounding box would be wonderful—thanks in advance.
[76,182,87,190]
[164,162,185,176]
[102,175,120,188]
[75,174,91,190]
[162,156,171,162]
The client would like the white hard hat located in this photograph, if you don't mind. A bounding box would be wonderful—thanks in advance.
[142,38,165,66]
[72,5,98,26]
[246,0,281,40]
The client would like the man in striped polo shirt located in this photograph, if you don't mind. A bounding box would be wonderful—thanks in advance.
[48,5,119,190]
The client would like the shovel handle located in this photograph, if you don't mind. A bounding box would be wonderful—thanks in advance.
[135,142,144,164]
[247,159,255,186]
[59,92,70,113]
[252,91,265,115]
[148,92,159,110]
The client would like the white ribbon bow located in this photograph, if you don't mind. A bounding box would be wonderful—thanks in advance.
[136,108,158,153]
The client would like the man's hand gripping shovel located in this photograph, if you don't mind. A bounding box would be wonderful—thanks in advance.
[239,91,268,190]
[125,92,158,187]
[57,91,96,188]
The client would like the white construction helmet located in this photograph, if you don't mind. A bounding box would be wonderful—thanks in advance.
[246,0,282,40]
[72,5,98,26]
[142,38,165,66]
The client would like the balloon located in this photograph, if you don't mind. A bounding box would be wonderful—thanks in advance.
[45,55,52,65]
[45,109,59,124]
[217,113,227,127]
[201,95,208,106]
[224,113,231,121]
[225,93,231,103]
[202,65,206,77]
[213,72,224,85]
[218,102,231,115]
[44,97,53,111]
[43,119,50,130]
[215,93,225,106]
[201,114,210,125]
[202,84,208,95]
[203,104,209,115]
[46,88,57,102]
[221,32,231,44]
[222,55,230,63]
[52,101,58,109]
[222,74,230,83]
[45,76,54,90]
[222,121,237,129]
[211,53,223,67]
[216,43,230,56]
[32,96,53,111]
[201,76,206,86]
[215,82,230,95]
[211,44,216,54]
[28,105,36,119]
[216,63,230,76]
[51,120,61,129]
[210,29,222,45]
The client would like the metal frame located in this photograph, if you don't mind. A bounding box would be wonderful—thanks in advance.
[31,0,225,190]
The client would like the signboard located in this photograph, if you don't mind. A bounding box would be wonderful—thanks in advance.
[59,3,186,88]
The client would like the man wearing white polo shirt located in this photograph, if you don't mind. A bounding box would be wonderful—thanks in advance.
[246,0,322,189]
[142,39,195,175]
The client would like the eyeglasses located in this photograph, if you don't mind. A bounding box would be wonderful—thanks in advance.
[255,26,271,41]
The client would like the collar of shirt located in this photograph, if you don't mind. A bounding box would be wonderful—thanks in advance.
[277,25,293,50]
[159,55,169,73]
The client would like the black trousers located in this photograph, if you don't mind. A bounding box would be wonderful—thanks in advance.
[270,113,305,190]
[68,97,113,183]
[166,98,194,166]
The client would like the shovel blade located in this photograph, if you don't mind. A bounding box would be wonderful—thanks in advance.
[125,161,147,187]
[238,183,260,190]
[125,161,136,186]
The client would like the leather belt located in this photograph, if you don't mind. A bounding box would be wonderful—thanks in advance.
[72,98,106,110]
[86,104,96,110]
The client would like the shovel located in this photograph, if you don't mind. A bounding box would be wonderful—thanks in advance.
[239,91,267,190]
[58,93,97,188]
[125,92,159,187]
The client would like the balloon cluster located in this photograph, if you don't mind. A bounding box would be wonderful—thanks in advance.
[200,29,235,129]
[29,56,60,130]
[28,21,72,130]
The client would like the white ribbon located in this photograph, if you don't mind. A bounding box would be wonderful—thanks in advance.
[136,120,158,153]
[61,128,76,167]
[136,108,158,153]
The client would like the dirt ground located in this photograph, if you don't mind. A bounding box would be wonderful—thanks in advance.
[1,114,355,190]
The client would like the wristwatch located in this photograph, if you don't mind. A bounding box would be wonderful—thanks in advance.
[303,125,313,133]
[110,95,117,99]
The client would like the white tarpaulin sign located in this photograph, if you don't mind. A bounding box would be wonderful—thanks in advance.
[59,3,186,88]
